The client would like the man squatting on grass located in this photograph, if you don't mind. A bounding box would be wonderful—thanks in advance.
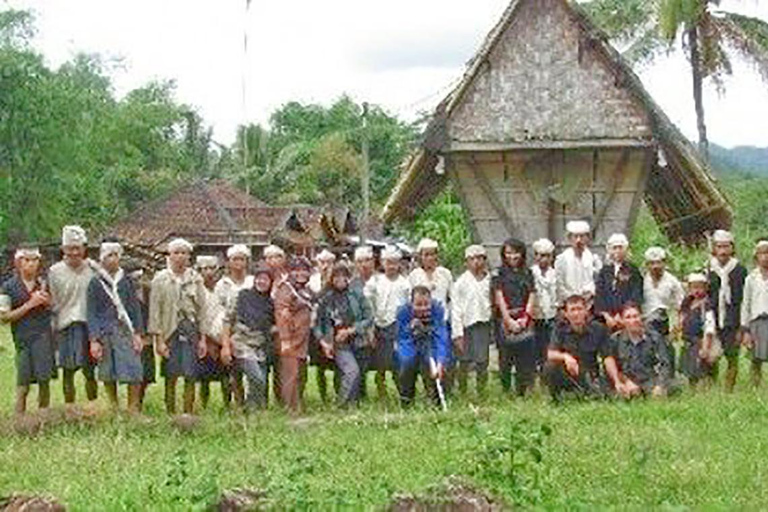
[0,247,55,415]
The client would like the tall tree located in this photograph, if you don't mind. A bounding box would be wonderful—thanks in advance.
[582,0,768,157]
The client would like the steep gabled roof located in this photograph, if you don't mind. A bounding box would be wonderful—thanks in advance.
[382,0,732,244]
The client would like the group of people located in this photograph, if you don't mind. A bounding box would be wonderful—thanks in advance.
[2,218,768,418]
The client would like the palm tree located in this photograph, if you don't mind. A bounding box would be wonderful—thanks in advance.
[581,0,768,158]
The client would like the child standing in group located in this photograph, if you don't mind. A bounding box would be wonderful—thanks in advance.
[531,239,557,374]
[740,240,768,388]
[679,273,718,388]
[0,248,55,416]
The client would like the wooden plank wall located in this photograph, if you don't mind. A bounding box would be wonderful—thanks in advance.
[449,147,650,261]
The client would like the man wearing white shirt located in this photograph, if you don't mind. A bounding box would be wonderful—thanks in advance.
[409,238,453,311]
[451,245,492,396]
[741,239,768,388]
[554,220,602,308]
[365,246,411,399]
[643,246,685,375]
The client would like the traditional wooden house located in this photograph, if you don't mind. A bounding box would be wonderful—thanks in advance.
[103,179,363,266]
[382,0,732,258]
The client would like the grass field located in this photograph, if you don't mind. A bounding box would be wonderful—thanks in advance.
[1,327,768,511]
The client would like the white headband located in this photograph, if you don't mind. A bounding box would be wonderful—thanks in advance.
[263,245,285,257]
[416,238,439,252]
[566,220,591,236]
[14,248,41,260]
[712,230,734,244]
[381,245,402,261]
[62,225,87,247]
[532,238,555,255]
[465,244,487,259]
[196,255,219,268]
[644,247,666,262]
[227,244,251,259]
[354,246,373,261]
[606,233,629,249]
[99,242,123,262]
[168,238,193,253]
[315,249,336,263]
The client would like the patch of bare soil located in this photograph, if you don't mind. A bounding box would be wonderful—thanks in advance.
[388,483,508,512]
[212,488,267,512]
[0,494,65,512]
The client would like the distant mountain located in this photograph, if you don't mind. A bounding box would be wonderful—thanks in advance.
[710,144,768,176]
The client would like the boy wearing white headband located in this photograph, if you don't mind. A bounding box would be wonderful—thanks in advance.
[707,229,748,391]
[0,247,54,415]
[365,245,411,399]
[531,239,557,373]
[196,255,232,410]
[86,242,145,414]
[594,234,643,331]
[309,249,336,295]
[148,238,210,415]
[49,225,98,410]
[554,221,602,307]
[740,239,768,387]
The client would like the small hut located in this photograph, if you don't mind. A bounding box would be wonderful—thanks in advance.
[382,0,732,258]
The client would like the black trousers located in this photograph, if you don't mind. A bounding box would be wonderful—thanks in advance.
[499,332,537,396]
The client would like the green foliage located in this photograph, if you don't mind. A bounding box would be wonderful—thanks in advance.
[394,188,473,273]
[0,10,216,244]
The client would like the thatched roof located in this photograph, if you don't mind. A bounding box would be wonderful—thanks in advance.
[105,179,362,251]
[382,0,732,244]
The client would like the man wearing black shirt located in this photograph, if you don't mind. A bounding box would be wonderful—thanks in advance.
[546,295,620,400]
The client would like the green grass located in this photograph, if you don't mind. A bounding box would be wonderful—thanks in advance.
[2,328,768,510]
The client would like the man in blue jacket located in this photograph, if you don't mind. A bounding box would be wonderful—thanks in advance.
[397,285,450,408]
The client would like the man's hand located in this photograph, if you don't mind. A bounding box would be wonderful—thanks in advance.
[156,341,169,358]
[504,317,520,335]
[564,354,579,378]
[320,339,334,359]
[89,341,103,361]
[28,291,50,309]
[334,327,355,344]
[622,379,641,398]
[220,342,232,366]
[131,334,143,354]
[652,385,666,398]
[742,330,753,349]
[453,336,466,356]
[197,339,207,359]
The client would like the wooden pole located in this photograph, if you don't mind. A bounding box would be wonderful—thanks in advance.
[242,0,251,195]
[361,102,370,240]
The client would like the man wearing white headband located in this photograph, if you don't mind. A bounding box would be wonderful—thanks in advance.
[708,229,747,392]
[409,238,453,312]
[263,244,288,293]
[49,225,98,410]
[1,246,54,415]
[309,249,336,295]
[531,239,557,373]
[643,247,684,374]
[741,239,768,388]
[365,245,411,399]
[451,243,491,396]
[86,241,146,415]
[594,233,643,331]
[679,272,717,387]
[148,237,210,414]
[554,220,602,307]
[195,255,233,410]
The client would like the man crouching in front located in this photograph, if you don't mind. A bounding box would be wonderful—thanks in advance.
[545,294,620,402]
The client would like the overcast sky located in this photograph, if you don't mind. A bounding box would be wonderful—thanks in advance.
[7,0,768,148]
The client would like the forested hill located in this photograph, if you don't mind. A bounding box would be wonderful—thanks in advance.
[711,144,768,177]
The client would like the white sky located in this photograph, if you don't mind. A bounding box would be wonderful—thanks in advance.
[6,0,768,148]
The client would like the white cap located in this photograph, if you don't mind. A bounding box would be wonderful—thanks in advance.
[416,238,439,252]
[465,244,487,259]
[226,244,251,259]
[712,230,734,244]
[566,220,591,236]
[381,245,402,261]
[532,238,555,255]
[196,255,218,268]
[62,225,87,247]
[14,248,41,260]
[606,233,629,249]
[755,240,768,253]
[644,247,666,262]
[263,245,285,257]
[99,242,123,262]
[315,249,336,262]
[687,273,708,284]
[354,246,373,261]
[168,238,193,253]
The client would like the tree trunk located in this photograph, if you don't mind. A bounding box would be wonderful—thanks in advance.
[688,25,709,159]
